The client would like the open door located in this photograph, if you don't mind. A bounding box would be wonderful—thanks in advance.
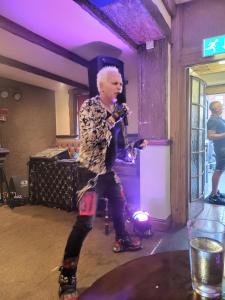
[189,75,207,218]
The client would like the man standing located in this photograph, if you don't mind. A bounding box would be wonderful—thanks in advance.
[58,66,147,300]
[207,100,225,203]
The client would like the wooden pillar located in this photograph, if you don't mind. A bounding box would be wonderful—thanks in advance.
[138,39,172,229]
[170,7,188,226]
[138,39,168,139]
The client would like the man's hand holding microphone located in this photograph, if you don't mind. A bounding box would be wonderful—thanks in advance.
[106,103,129,129]
[106,103,148,151]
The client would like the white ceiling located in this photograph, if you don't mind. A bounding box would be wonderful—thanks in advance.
[0,0,224,90]
[0,0,132,55]
[0,0,133,91]
[201,71,225,86]
[191,61,225,86]
[0,63,73,91]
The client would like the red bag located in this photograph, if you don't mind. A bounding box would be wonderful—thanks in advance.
[79,191,97,216]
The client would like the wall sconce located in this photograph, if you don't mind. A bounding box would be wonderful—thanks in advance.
[13,91,23,101]
[0,89,22,101]
[0,89,9,99]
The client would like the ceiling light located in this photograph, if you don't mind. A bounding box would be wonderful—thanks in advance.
[218,60,225,64]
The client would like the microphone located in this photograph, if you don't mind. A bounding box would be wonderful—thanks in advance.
[112,103,129,125]
[123,113,128,126]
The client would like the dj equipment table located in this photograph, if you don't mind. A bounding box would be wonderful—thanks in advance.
[29,156,78,211]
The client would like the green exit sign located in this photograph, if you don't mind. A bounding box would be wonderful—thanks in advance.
[203,35,225,57]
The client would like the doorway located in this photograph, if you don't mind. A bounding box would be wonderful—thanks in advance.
[204,93,225,195]
[188,60,225,217]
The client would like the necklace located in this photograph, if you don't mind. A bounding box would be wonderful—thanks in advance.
[100,100,114,113]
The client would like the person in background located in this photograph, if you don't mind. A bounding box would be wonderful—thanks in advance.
[207,100,225,204]
[68,145,79,160]
[58,66,148,300]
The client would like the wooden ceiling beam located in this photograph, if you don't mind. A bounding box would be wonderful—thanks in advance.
[162,0,176,18]
[0,55,88,90]
[141,0,171,43]
[0,15,89,68]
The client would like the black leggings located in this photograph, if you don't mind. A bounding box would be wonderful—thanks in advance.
[63,171,126,260]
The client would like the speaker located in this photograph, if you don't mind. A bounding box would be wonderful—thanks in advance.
[9,176,28,206]
[88,56,126,104]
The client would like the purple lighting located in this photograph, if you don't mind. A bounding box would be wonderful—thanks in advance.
[89,0,117,7]
[132,211,152,238]
[133,211,149,222]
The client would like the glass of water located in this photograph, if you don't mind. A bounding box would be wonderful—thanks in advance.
[187,218,225,298]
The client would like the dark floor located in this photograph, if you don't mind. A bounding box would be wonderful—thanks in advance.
[0,204,170,300]
[1,200,223,299]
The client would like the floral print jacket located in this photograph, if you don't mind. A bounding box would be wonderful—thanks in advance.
[77,95,132,175]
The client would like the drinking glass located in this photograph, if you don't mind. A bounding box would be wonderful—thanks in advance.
[187,218,225,298]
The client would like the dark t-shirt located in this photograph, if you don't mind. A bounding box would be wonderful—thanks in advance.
[105,112,122,171]
[207,115,225,151]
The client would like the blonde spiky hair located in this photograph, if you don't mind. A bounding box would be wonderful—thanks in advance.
[96,66,122,93]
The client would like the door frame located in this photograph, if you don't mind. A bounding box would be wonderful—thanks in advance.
[187,73,207,219]
[170,28,221,226]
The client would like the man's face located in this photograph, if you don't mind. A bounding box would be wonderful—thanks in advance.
[214,102,223,115]
[101,72,123,103]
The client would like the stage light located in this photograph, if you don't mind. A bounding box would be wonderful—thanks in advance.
[132,211,152,238]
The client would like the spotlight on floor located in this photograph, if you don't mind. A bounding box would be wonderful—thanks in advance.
[132,211,153,238]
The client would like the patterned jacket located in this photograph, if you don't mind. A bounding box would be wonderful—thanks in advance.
[78,95,131,175]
